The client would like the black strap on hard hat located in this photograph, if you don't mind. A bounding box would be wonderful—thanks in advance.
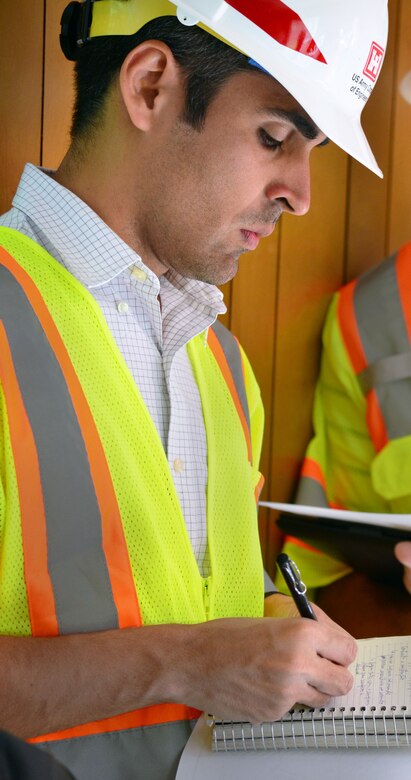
[60,0,94,61]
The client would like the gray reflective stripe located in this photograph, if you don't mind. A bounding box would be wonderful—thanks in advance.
[295,475,329,508]
[358,351,411,394]
[353,252,411,440]
[0,264,118,633]
[39,718,197,780]
[210,320,251,437]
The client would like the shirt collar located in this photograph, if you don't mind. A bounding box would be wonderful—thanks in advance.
[12,164,150,289]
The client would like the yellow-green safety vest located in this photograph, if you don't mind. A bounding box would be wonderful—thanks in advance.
[0,227,265,780]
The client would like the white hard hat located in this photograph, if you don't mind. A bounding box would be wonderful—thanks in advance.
[65,0,389,176]
[171,0,388,177]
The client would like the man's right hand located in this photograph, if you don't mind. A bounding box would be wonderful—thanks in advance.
[169,615,356,723]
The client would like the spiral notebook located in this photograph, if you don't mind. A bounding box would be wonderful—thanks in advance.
[212,636,411,750]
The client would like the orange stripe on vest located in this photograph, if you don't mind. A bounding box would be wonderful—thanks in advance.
[300,457,326,490]
[29,703,201,743]
[285,535,325,554]
[0,247,141,630]
[396,244,411,342]
[207,328,252,463]
[338,281,388,452]
[338,281,367,374]
[254,473,265,504]
[0,322,59,636]
[365,389,389,451]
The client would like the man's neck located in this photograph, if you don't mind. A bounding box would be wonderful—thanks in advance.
[52,147,167,278]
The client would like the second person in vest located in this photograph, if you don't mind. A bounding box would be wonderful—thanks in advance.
[280,242,411,638]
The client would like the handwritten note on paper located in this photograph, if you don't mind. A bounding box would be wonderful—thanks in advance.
[326,637,411,712]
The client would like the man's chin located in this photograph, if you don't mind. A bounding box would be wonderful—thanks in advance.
[176,251,242,286]
[205,267,239,286]
[204,252,242,286]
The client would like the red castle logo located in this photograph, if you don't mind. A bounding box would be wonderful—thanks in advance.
[363,42,385,82]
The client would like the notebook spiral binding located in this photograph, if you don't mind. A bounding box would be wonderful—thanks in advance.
[212,706,411,751]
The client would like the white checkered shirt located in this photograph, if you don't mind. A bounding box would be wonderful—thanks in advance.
[0,163,227,576]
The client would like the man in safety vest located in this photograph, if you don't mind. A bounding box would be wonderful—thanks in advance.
[280,241,411,638]
[0,1,387,778]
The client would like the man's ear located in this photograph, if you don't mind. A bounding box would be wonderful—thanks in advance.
[119,41,181,132]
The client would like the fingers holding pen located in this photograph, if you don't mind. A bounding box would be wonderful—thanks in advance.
[270,617,356,698]
[233,616,354,721]
[173,616,356,724]
[314,620,357,668]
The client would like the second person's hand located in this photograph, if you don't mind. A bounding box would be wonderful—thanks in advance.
[395,541,411,594]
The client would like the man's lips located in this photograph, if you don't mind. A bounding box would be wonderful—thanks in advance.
[241,225,276,248]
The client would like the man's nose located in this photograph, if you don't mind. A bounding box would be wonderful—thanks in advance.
[264,154,311,216]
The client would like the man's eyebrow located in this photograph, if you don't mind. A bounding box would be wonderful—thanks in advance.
[264,108,327,143]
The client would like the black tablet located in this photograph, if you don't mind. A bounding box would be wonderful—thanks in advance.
[260,504,411,583]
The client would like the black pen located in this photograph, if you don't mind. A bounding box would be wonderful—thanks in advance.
[276,553,317,620]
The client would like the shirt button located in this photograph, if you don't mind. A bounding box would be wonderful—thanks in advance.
[173,458,184,473]
[131,266,147,282]
[117,301,129,314]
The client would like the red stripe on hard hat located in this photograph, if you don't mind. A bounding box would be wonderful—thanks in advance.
[225,0,327,64]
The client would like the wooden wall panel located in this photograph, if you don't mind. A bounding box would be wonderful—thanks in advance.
[265,144,349,574]
[345,0,399,280]
[42,0,74,167]
[0,1,44,213]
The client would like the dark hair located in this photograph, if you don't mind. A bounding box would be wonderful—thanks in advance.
[71,15,257,139]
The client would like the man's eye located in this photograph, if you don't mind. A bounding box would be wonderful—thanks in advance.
[258,128,282,150]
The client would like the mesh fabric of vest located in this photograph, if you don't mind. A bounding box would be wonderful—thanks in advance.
[0,228,264,634]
